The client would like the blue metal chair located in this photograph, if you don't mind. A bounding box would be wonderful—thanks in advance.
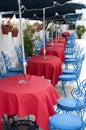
[14,44,30,63]
[66,33,76,51]
[49,79,86,130]
[65,32,78,58]
[1,51,23,74]
[0,55,19,78]
[64,46,84,69]
[34,40,43,55]
[58,54,85,97]
[49,113,85,130]
[65,43,78,59]
[63,54,85,75]
[57,79,86,114]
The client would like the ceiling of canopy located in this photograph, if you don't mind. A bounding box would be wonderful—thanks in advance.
[64,13,83,24]
[54,0,72,4]
[53,3,86,15]
[21,0,53,10]
[3,2,86,18]
[1,0,86,23]
[0,0,71,12]
[0,0,53,12]
[65,13,82,20]
[0,0,85,12]
[0,0,19,11]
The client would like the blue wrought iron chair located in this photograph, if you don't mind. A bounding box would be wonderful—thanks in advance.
[63,54,85,75]
[14,44,30,63]
[0,54,19,78]
[34,39,43,55]
[49,79,86,130]
[66,33,76,51]
[1,51,23,74]
[66,40,75,51]
[64,46,84,69]
[58,54,85,97]
[57,79,86,114]
[49,113,85,130]
[65,42,78,59]
[65,32,77,58]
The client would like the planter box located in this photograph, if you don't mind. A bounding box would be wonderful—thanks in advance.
[1,25,8,34]
[8,26,12,32]
[12,30,18,37]
[2,25,13,34]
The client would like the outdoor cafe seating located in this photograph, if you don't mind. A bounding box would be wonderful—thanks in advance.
[0,1,86,129]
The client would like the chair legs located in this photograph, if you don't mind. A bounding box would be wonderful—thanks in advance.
[61,80,79,97]
[61,81,66,97]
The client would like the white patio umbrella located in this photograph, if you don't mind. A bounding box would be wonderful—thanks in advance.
[17,0,27,74]
[17,0,54,73]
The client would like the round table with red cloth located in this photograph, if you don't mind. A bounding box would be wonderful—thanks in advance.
[52,37,66,48]
[27,55,62,86]
[62,32,70,38]
[0,74,60,130]
[40,46,65,63]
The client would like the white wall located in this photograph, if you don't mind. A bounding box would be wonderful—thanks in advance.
[60,24,69,32]
[0,21,21,72]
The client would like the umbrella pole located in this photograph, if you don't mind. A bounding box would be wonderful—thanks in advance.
[56,22,58,41]
[43,8,46,55]
[17,0,26,74]
[51,20,53,46]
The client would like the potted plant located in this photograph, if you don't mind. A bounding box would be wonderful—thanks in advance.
[76,25,86,39]
[33,22,43,32]
[12,25,19,37]
[1,24,8,34]
[23,22,41,56]
[2,19,13,34]
[23,23,37,56]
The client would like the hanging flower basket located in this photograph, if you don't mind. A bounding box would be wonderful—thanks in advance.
[8,25,13,32]
[12,30,19,37]
[1,25,9,34]
[1,19,13,34]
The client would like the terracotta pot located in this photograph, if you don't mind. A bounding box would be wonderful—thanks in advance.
[12,30,19,37]
[8,26,13,32]
[1,25,8,34]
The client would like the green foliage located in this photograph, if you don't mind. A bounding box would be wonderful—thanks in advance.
[23,23,40,56]
[12,25,18,30]
[76,25,86,39]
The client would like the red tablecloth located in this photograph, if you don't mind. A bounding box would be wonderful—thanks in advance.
[40,46,65,63]
[27,55,62,86]
[52,37,66,48]
[62,32,70,37]
[0,74,60,130]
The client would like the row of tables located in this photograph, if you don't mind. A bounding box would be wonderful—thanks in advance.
[0,36,68,130]
[27,37,66,86]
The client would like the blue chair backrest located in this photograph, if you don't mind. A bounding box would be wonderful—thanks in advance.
[35,40,43,49]
[72,79,86,107]
[0,55,6,75]
[15,44,23,62]
[69,32,76,39]
[1,51,13,71]
[75,54,85,79]
[74,47,84,59]
[67,32,76,44]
